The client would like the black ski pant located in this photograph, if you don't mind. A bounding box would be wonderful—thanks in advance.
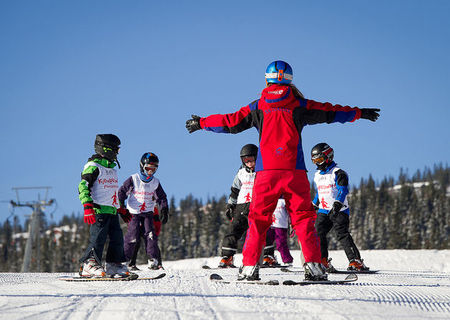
[315,211,361,262]
[79,213,126,264]
[221,203,273,258]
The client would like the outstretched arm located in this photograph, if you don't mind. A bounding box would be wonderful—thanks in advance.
[185,102,257,134]
[296,98,380,125]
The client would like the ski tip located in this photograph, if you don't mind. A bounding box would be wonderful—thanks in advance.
[135,273,166,280]
[153,273,166,280]
[210,273,223,281]
[202,265,211,269]
[345,273,358,281]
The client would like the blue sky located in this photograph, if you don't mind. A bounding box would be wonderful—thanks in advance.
[1,1,449,223]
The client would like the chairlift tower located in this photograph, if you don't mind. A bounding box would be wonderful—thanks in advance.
[10,187,55,272]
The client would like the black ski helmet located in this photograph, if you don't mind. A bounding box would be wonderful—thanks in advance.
[140,152,159,175]
[94,134,121,162]
[240,144,258,158]
[240,144,258,170]
[311,142,334,168]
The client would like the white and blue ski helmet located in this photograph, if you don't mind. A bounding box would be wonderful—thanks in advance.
[265,60,293,84]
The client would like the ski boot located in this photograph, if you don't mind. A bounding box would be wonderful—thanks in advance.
[321,257,337,273]
[218,256,236,268]
[128,265,141,271]
[80,258,106,278]
[262,255,281,267]
[105,262,130,278]
[237,265,260,281]
[348,258,369,271]
[304,262,328,281]
[148,259,164,270]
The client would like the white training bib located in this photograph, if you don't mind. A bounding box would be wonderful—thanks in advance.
[236,168,256,204]
[314,166,349,211]
[86,161,119,208]
[126,174,160,214]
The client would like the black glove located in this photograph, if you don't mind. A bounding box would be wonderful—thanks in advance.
[225,203,236,220]
[328,201,344,221]
[360,108,380,122]
[185,114,202,133]
[160,207,169,224]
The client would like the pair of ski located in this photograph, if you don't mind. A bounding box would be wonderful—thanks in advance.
[202,264,292,270]
[59,272,166,282]
[280,267,379,274]
[209,272,357,286]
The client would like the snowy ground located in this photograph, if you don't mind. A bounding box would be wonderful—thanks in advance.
[0,250,449,320]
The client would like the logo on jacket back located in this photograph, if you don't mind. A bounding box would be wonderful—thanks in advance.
[264,107,292,115]
[268,89,284,95]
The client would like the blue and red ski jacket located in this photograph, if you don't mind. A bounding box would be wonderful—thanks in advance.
[199,84,362,172]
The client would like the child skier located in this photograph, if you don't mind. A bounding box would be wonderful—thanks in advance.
[311,142,369,272]
[186,60,380,281]
[78,134,132,278]
[220,144,260,267]
[118,152,168,270]
[263,198,294,267]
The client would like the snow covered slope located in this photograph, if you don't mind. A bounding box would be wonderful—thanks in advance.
[0,250,449,320]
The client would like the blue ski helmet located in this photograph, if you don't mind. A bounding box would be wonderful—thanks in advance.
[140,152,159,175]
[265,60,293,84]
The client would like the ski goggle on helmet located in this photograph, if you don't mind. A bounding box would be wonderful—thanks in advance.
[311,143,334,166]
[265,60,293,84]
[140,152,159,175]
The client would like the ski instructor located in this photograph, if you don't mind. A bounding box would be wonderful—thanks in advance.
[185,60,380,281]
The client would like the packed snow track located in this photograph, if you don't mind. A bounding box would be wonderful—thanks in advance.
[0,250,449,320]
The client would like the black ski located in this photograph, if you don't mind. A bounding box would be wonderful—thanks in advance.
[59,272,166,282]
[202,265,237,270]
[280,267,303,273]
[135,273,167,280]
[281,267,378,274]
[330,269,378,274]
[283,273,357,286]
[259,264,285,268]
[209,273,279,285]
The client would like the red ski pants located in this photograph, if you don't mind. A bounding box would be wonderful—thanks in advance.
[242,170,321,266]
